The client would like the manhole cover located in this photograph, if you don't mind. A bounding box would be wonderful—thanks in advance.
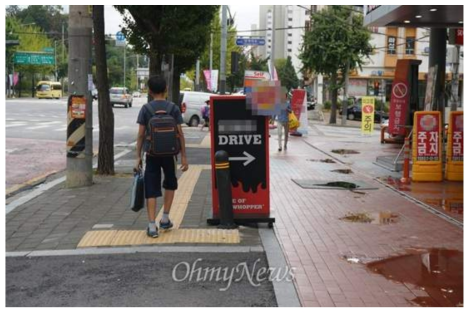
[332,149,360,155]
[292,179,377,190]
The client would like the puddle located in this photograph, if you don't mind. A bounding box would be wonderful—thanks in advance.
[367,248,463,307]
[340,211,399,224]
[332,149,360,155]
[331,169,353,174]
[307,158,336,163]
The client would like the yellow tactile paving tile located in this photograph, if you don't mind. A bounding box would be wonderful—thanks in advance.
[77,229,240,247]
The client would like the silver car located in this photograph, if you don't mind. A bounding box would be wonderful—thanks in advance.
[110,87,133,108]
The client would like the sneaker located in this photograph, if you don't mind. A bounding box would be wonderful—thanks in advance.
[159,219,174,230]
[147,227,159,238]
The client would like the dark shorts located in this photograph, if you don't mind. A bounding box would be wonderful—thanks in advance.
[144,154,178,198]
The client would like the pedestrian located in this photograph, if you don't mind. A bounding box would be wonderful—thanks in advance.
[200,99,211,131]
[135,76,189,238]
[276,94,292,152]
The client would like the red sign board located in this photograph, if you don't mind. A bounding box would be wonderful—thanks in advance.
[450,113,463,161]
[388,79,409,135]
[455,28,463,46]
[415,113,441,161]
[290,89,305,121]
[70,95,86,119]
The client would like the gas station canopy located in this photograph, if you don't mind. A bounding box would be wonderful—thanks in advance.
[364,5,463,27]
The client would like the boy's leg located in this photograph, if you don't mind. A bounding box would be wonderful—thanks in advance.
[160,156,178,228]
[144,155,162,237]
[146,198,157,222]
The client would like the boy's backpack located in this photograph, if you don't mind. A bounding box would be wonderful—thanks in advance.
[144,101,180,156]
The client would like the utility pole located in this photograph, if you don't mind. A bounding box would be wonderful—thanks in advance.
[195,58,200,91]
[67,5,93,188]
[54,40,58,81]
[270,5,276,80]
[123,45,126,88]
[210,32,213,91]
[136,54,139,91]
[341,8,353,126]
[219,5,228,95]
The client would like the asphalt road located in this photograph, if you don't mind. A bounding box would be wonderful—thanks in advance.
[6,252,277,307]
[5,97,208,192]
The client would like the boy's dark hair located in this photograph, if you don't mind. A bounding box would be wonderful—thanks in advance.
[147,76,167,94]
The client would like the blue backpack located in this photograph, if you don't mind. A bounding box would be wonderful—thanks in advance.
[144,101,181,156]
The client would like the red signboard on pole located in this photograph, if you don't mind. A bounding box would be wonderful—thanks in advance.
[389,79,409,135]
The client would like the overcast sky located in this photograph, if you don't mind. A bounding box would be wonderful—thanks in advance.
[104,5,260,36]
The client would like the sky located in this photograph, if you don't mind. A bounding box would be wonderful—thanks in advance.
[104,5,260,36]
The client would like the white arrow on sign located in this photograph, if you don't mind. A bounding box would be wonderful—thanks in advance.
[229,151,256,166]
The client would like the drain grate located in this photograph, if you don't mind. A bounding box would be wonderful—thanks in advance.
[292,179,377,190]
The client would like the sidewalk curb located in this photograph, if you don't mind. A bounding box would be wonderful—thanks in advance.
[259,226,301,307]
[6,245,265,257]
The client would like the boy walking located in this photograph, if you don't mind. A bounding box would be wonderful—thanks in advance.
[135,76,189,238]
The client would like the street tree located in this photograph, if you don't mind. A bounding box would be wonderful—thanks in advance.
[275,56,299,92]
[115,5,218,101]
[300,5,372,124]
[248,52,269,72]
[93,5,115,175]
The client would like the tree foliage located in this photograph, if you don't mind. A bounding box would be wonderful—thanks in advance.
[275,56,299,91]
[300,6,372,123]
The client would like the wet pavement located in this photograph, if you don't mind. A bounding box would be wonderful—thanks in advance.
[381,177,463,223]
[367,248,463,307]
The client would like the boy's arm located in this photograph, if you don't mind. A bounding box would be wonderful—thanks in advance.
[177,125,188,171]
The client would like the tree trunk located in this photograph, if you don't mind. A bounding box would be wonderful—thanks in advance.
[171,67,180,105]
[93,5,115,175]
[148,47,162,103]
[330,73,338,124]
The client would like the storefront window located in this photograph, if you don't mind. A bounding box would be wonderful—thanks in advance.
[406,37,415,55]
[387,36,397,55]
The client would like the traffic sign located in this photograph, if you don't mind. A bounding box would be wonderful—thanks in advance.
[236,37,265,46]
[13,52,55,65]
[116,31,126,47]
[116,31,125,41]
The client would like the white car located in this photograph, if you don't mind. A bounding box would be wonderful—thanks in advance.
[110,87,133,108]
[132,91,141,98]
[178,91,212,127]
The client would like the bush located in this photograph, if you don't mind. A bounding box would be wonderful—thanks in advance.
[324,100,342,110]
[375,99,390,112]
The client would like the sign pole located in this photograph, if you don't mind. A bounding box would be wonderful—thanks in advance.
[66,5,93,188]
[219,6,227,95]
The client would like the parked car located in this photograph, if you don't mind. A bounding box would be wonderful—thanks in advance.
[110,87,133,108]
[178,91,212,127]
[339,104,388,123]
[132,91,141,98]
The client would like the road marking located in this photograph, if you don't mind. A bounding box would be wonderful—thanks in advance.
[26,125,49,130]
[54,127,67,132]
[5,123,27,128]
[6,148,20,154]
[115,126,129,130]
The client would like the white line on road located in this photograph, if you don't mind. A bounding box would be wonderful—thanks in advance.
[26,125,50,130]
[54,128,67,132]
[5,123,27,128]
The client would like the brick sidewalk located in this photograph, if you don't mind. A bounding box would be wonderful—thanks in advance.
[268,127,463,307]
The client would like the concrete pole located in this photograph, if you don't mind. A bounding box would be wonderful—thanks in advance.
[270,5,276,80]
[219,5,228,95]
[67,5,93,187]
[341,9,353,126]
[123,45,126,88]
[195,59,200,91]
[210,32,213,87]
[450,45,460,112]
[54,40,58,81]
[428,28,447,123]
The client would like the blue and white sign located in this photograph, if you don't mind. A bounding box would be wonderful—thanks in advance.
[236,38,265,46]
[116,31,126,46]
